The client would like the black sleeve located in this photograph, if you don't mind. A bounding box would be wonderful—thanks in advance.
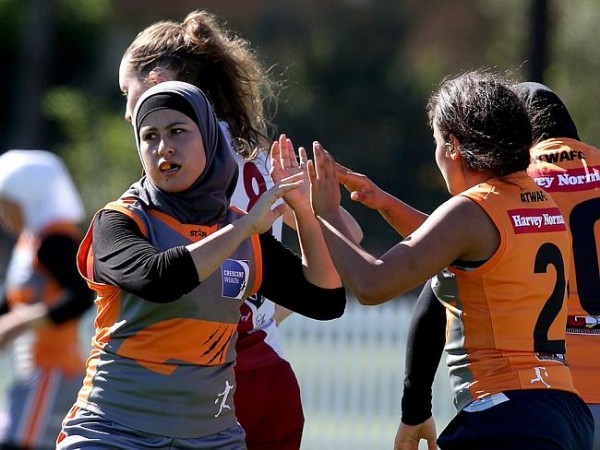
[258,232,346,320]
[37,234,95,324]
[92,209,199,303]
[0,295,8,316]
[401,279,447,425]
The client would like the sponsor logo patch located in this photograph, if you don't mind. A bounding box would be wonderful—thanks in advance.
[530,165,600,192]
[221,259,250,299]
[507,207,566,234]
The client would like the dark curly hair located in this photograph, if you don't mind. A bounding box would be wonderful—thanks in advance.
[123,10,279,159]
[428,70,532,177]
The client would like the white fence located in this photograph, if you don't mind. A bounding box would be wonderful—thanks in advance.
[279,297,455,450]
[0,297,456,450]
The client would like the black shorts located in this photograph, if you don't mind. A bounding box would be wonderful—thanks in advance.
[438,389,593,450]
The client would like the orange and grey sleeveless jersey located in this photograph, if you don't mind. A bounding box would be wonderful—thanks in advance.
[527,137,600,403]
[75,198,262,438]
[4,223,84,378]
[432,172,577,411]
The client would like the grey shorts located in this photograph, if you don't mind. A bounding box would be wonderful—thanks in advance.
[56,407,247,450]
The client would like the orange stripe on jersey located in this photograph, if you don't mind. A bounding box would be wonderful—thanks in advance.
[77,222,94,281]
[56,405,80,445]
[85,246,94,283]
[117,318,237,374]
[22,370,53,448]
[76,348,102,404]
[249,234,262,296]
[77,227,122,350]
[89,285,122,348]
[148,208,218,242]
[106,202,148,237]
[78,204,149,281]
[228,206,262,295]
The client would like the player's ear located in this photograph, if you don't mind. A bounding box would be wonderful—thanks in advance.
[444,142,454,158]
[148,68,171,84]
[446,134,462,160]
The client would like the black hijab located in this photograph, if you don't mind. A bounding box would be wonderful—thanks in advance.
[127,81,238,225]
[513,82,580,144]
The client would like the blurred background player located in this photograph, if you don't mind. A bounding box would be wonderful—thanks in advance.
[0,149,93,450]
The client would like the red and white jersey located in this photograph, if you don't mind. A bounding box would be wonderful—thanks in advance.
[528,137,600,403]
[221,123,286,369]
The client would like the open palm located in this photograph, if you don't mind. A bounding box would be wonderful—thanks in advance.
[270,134,310,210]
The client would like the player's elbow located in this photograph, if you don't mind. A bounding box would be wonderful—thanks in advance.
[352,286,390,306]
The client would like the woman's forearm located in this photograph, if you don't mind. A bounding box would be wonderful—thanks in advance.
[378,192,428,237]
[186,217,254,281]
[292,203,343,289]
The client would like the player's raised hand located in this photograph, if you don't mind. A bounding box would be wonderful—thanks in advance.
[270,133,304,182]
[270,134,310,210]
[243,179,302,234]
[307,141,342,217]
[336,163,388,211]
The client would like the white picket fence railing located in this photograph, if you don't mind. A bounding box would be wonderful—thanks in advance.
[0,298,456,450]
[279,297,455,450]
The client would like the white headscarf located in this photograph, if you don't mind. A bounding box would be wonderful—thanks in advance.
[0,150,85,234]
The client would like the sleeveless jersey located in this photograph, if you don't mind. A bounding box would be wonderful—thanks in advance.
[75,198,262,438]
[431,172,577,411]
[4,222,84,379]
[527,137,600,403]
[223,122,286,369]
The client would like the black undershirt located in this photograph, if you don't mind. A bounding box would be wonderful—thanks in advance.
[91,209,345,320]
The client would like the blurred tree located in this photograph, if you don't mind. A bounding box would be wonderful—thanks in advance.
[8,0,54,148]
[476,0,600,148]
[528,0,550,82]
[548,0,600,142]
[42,86,137,214]
[0,0,138,216]
[242,0,510,252]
